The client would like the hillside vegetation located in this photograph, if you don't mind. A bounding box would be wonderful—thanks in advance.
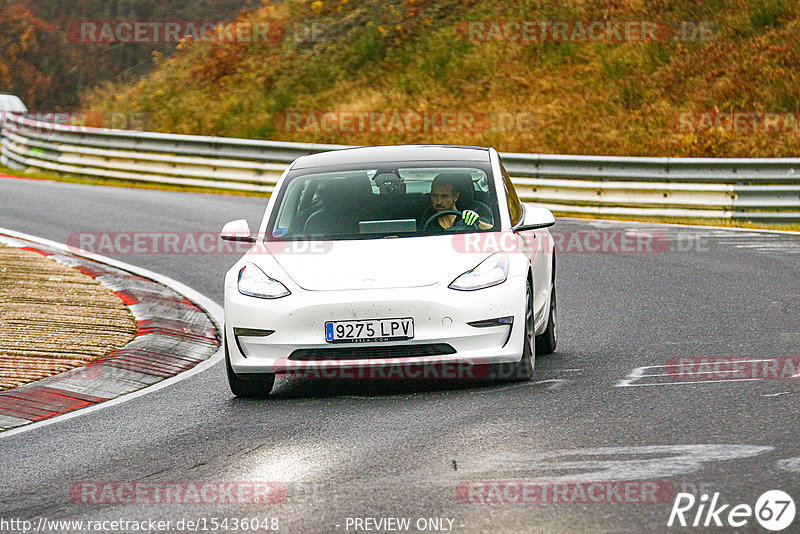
[0,0,254,109]
[83,0,800,157]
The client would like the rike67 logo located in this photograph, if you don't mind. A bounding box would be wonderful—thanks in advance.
[668,490,796,531]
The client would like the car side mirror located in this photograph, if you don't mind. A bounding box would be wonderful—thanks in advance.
[514,205,555,231]
[220,219,255,242]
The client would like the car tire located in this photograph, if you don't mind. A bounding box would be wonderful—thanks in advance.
[535,266,557,355]
[225,334,275,398]
[490,278,535,382]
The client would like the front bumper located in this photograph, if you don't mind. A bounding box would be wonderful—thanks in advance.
[224,277,527,375]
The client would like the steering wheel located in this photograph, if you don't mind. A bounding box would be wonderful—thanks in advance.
[422,210,467,232]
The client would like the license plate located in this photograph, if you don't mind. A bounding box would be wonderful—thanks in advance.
[325,317,414,343]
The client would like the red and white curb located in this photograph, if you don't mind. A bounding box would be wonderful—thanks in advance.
[0,229,222,431]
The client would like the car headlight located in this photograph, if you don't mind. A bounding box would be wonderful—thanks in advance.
[238,264,291,299]
[449,253,509,291]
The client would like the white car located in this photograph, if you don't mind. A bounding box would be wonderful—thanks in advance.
[0,94,27,114]
[221,145,557,397]
[0,94,27,167]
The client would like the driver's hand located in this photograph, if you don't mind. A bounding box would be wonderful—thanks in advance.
[461,210,480,226]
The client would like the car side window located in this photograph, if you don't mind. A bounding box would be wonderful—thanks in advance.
[501,164,523,226]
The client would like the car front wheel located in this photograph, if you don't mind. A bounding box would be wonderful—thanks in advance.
[225,333,275,398]
[490,277,535,382]
[535,270,557,355]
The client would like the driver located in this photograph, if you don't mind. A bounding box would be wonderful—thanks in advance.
[425,174,492,232]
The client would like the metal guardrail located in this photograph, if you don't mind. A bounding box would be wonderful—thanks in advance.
[2,113,799,221]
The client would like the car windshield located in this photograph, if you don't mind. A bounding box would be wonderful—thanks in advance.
[266,162,500,241]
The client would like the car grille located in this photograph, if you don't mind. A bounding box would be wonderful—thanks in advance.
[288,343,456,361]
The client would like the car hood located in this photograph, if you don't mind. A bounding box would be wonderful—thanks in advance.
[258,236,489,291]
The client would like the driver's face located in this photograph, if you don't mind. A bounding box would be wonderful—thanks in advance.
[431,184,459,212]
